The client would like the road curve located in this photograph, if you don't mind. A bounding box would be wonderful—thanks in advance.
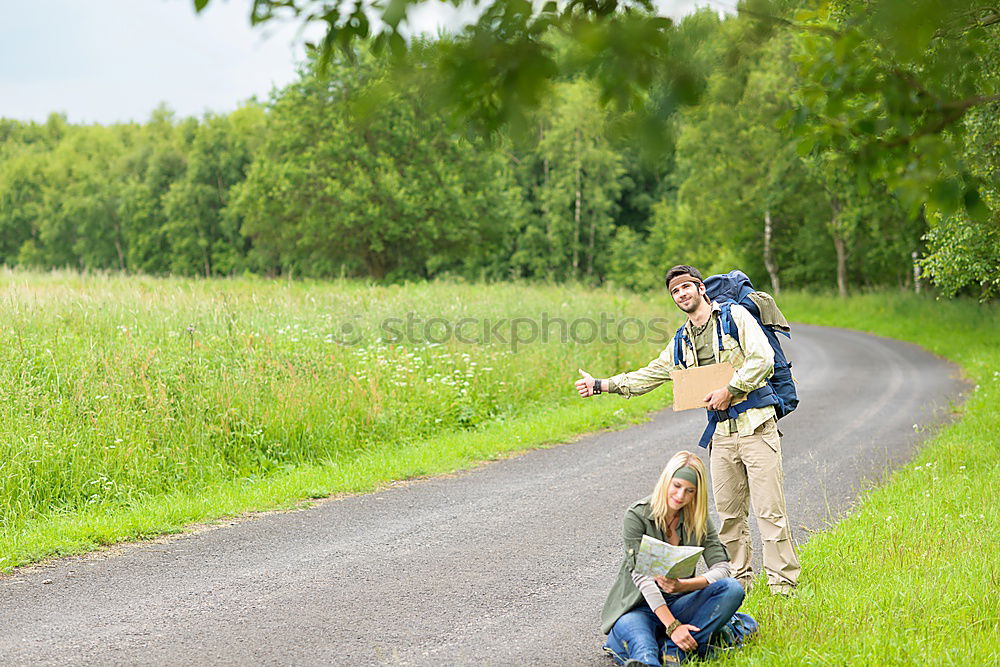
[0,325,966,666]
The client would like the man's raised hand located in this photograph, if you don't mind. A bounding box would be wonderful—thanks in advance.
[575,368,596,398]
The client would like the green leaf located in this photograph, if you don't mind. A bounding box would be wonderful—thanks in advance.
[382,0,409,28]
[963,188,991,223]
[796,135,816,157]
[929,179,962,217]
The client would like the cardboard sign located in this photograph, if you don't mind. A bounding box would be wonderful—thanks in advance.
[670,362,736,411]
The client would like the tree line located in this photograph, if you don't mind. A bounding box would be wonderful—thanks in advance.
[1,3,996,298]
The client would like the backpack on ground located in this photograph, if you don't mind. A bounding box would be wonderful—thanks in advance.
[709,612,759,653]
[672,270,798,447]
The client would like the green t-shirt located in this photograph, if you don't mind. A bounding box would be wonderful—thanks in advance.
[691,319,716,367]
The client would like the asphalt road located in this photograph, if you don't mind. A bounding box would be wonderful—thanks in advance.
[0,325,966,666]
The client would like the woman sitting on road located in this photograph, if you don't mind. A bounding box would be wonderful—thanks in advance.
[601,451,750,666]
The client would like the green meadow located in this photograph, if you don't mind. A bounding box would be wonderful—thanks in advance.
[0,270,674,568]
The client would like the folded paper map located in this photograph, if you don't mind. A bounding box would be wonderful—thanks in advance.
[634,535,704,579]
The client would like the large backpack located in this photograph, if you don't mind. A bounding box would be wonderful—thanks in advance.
[672,270,798,447]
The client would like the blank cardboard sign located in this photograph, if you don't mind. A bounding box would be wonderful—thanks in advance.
[669,362,736,411]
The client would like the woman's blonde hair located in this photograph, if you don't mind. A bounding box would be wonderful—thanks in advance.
[651,450,709,544]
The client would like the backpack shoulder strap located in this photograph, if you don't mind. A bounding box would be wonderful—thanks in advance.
[719,302,739,344]
[673,324,689,368]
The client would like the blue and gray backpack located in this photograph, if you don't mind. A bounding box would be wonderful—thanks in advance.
[672,270,798,447]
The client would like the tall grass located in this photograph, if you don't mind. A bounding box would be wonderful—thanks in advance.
[0,270,676,568]
[736,292,1000,665]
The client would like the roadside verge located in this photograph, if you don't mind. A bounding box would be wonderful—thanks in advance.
[737,293,998,665]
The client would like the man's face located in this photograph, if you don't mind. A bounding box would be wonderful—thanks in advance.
[669,278,704,314]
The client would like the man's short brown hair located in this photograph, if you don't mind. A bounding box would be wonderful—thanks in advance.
[664,265,703,289]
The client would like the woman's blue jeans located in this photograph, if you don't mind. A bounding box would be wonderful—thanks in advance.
[603,578,745,665]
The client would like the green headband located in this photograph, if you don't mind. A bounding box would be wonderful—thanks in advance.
[672,466,699,487]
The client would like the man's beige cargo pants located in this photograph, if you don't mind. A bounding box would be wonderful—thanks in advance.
[710,417,801,594]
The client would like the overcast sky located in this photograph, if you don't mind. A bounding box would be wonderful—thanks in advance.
[1,0,731,126]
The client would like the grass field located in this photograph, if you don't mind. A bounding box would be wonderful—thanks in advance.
[0,270,675,568]
[736,292,1000,665]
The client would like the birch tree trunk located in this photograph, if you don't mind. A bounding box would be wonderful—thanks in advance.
[572,128,581,277]
[540,122,554,279]
[830,197,848,297]
[586,172,596,278]
[763,209,780,294]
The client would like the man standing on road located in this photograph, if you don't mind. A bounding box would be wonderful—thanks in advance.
[576,265,800,595]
